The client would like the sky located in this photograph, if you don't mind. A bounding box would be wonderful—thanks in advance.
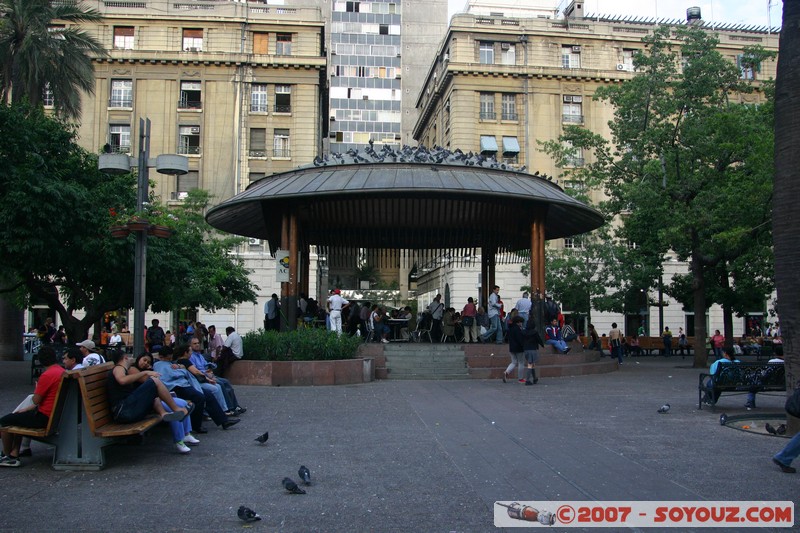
[447,0,783,29]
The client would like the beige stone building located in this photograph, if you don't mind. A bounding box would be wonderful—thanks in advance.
[410,3,779,336]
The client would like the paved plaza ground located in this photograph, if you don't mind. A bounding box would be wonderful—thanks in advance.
[0,356,796,532]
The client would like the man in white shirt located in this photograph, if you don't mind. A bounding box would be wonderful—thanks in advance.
[327,289,349,335]
[76,340,105,367]
[514,292,532,327]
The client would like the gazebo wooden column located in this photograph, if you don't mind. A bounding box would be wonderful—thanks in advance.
[530,213,546,299]
[280,211,300,330]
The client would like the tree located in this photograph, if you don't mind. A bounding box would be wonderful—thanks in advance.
[0,0,106,119]
[773,0,800,433]
[543,26,776,367]
[0,104,257,344]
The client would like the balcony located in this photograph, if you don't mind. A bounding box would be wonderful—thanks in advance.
[250,104,269,113]
[562,114,584,124]
[248,149,267,158]
[273,148,291,158]
[177,145,201,155]
[110,144,131,154]
[501,112,518,121]
[178,100,202,110]
[109,98,133,108]
[273,104,292,113]
[479,111,496,120]
[565,157,585,167]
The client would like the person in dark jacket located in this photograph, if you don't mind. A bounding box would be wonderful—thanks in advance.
[503,315,526,383]
[523,318,545,385]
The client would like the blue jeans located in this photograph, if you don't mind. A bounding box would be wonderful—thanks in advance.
[201,382,228,412]
[113,379,157,423]
[482,314,503,343]
[546,339,568,353]
[162,397,192,442]
[774,431,800,467]
[216,377,240,411]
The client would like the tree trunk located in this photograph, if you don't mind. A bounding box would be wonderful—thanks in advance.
[0,297,24,361]
[720,266,734,349]
[691,243,708,368]
[774,0,800,434]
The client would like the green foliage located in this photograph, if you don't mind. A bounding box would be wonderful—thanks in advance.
[0,103,257,341]
[242,328,362,361]
[539,25,776,366]
[0,0,107,119]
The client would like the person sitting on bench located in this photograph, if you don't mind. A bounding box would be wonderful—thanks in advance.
[106,349,189,426]
[701,347,740,405]
[0,347,65,467]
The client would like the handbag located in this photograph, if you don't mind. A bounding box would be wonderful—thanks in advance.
[462,316,474,327]
[786,387,800,419]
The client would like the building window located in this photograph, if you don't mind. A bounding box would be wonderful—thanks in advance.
[620,48,635,71]
[249,128,266,157]
[563,141,584,167]
[175,170,199,200]
[479,42,494,64]
[182,29,203,52]
[562,95,583,124]
[480,135,498,156]
[564,237,583,250]
[249,172,266,184]
[501,94,517,120]
[500,42,515,65]
[110,79,133,108]
[179,81,202,110]
[251,84,268,112]
[42,83,54,107]
[113,26,134,50]
[562,45,581,69]
[273,129,290,158]
[178,126,201,155]
[276,33,292,56]
[346,1,360,12]
[274,85,291,113]
[502,136,520,163]
[109,124,131,153]
[479,92,495,120]
[253,32,268,54]
[737,54,759,80]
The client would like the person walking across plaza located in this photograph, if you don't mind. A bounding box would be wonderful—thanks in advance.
[480,285,504,344]
[522,317,545,385]
[503,315,526,383]
[427,294,445,343]
[327,289,349,335]
[608,322,623,364]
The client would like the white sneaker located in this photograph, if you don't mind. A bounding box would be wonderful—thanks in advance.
[381,339,389,344]
[183,434,200,445]
[175,441,191,454]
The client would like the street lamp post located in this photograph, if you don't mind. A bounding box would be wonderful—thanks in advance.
[99,118,187,357]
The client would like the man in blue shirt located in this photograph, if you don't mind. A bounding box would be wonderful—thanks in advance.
[545,319,570,354]
[189,338,246,416]
[480,285,504,344]
[702,348,739,406]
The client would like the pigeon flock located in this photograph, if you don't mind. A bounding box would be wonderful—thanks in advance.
[236,433,314,523]
[304,144,536,176]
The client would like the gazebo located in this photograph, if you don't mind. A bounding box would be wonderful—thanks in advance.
[206,146,604,326]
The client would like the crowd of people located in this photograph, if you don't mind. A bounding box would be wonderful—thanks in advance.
[1,319,248,467]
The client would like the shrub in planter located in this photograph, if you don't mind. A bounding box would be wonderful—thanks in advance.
[242,328,361,361]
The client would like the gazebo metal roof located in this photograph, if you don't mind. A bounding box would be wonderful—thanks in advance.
[206,147,604,254]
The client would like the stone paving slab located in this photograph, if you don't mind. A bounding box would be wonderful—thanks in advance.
[0,357,796,532]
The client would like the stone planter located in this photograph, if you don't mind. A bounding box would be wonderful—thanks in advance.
[226,357,374,386]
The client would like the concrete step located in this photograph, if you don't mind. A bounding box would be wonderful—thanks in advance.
[385,346,469,380]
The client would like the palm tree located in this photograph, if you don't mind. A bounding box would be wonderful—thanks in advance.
[0,0,106,119]
[774,0,800,433]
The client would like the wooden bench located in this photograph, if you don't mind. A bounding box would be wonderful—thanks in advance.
[59,362,160,469]
[0,373,69,444]
[698,363,786,410]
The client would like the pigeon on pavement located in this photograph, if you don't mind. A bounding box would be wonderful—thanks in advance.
[254,431,269,444]
[657,403,670,414]
[765,423,777,435]
[719,413,727,426]
[282,477,306,494]
[237,506,261,522]
[777,424,787,435]
[298,465,311,485]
